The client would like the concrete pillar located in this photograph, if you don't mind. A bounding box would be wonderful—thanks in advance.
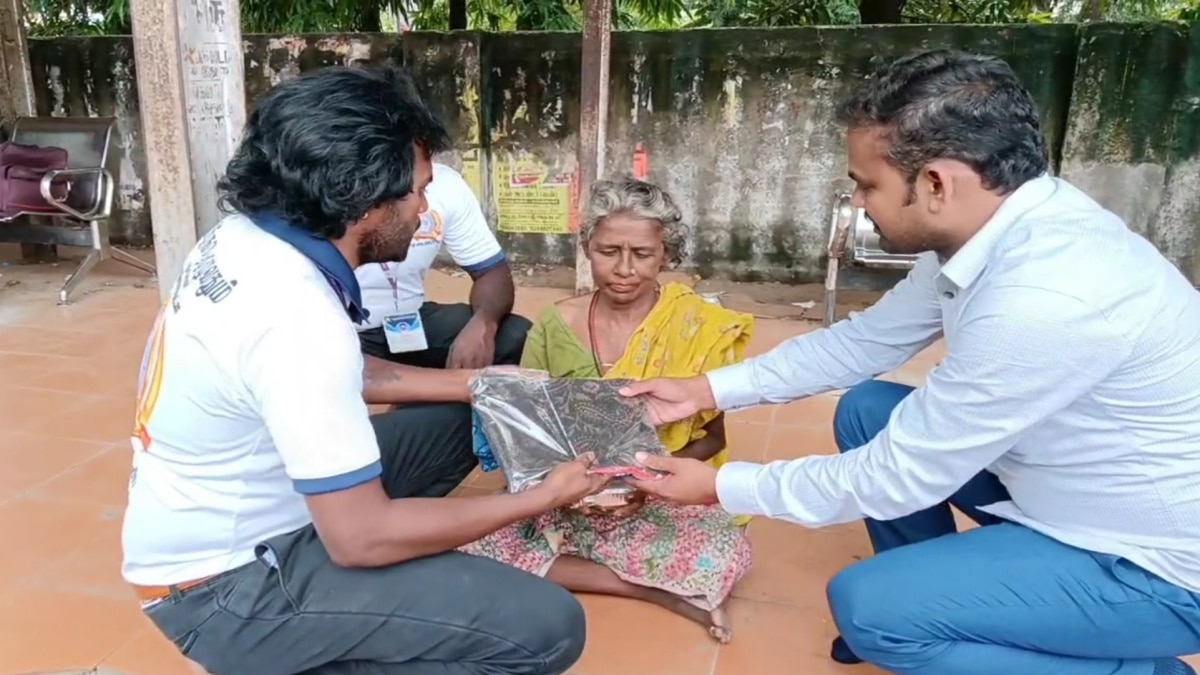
[176,0,247,237]
[129,0,246,300]
[574,0,613,294]
[0,0,35,124]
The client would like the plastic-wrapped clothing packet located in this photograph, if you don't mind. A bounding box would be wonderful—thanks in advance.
[470,367,669,493]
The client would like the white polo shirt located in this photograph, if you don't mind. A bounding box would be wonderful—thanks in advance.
[121,213,382,586]
[355,162,505,329]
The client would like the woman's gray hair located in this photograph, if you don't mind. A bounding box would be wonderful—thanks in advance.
[580,176,688,266]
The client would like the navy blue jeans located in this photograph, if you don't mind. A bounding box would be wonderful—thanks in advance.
[826,379,1200,675]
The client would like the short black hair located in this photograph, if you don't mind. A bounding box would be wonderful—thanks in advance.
[836,49,1048,195]
[218,64,451,239]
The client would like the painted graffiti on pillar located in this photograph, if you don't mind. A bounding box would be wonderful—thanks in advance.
[181,0,237,124]
[190,0,229,31]
[184,46,234,123]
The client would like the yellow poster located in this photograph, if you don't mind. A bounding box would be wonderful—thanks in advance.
[459,148,484,204]
[492,155,578,234]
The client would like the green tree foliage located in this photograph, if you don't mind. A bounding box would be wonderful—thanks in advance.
[25,0,129,34]
[20,0,1197,37]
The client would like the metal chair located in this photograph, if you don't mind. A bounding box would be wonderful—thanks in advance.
[823,191,918,326]
[0,116,155,303]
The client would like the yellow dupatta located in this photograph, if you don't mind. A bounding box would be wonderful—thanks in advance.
[603,282,754,470]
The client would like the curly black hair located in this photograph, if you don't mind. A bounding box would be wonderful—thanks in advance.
[218,64,451,240]
[837,49,1048,196]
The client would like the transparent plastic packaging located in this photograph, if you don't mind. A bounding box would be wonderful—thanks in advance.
[470,367,668,496]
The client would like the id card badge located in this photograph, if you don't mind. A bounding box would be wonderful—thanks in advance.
[383,311,428,353]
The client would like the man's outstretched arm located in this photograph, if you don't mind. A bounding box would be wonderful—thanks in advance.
[706,254,945,411]
[362,354,473,404]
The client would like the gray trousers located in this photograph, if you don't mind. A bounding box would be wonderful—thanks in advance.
[142,404,587,675]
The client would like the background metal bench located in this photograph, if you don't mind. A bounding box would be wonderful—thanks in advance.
[0,116,155,303]
[823,191,918,326]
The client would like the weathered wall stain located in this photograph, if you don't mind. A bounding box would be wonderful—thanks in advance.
[23,23,1200,284]
[1059,22,1200,281]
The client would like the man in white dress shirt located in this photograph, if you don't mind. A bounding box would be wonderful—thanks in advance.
[622,49,1200,675]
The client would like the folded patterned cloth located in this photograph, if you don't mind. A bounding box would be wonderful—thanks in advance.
[470,368,668,493]
[471,409,500,473]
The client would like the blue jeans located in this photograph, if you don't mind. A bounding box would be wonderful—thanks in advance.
[826,380,1200,675]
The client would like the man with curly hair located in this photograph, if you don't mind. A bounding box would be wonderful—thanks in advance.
[121,64,605,675]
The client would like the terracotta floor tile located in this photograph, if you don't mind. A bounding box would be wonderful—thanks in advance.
[100,627,193,675]
[0,352,83,388]
[0,385,87,433]
[712,599,886,675]
[25,395,136,445]
[4,303,145,335]
[727,404,775,426]
[66,329,156,377]
[0,431,110,496]
[764,421,838,461]
[26,363,137,397]
[0,495,125,584]
[36,512,132,602]
[449,485,494,499]
[512,286,570,318]
[0,585,149,673]
[571,593,719,675]
[745,321,812,358]
[735,517,870,611]
[93,348,146,388]
[878,364,931,389]
[0,326,80,355]
[724,419,771,463]
[31,445,132,508]
[64,285,158,313]
[466,466,508,491]
[775,393,840,427]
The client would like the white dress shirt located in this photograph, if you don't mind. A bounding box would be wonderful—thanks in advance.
[709,176,1200,593]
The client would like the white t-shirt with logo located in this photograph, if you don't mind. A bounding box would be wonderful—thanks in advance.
[121,214,381,586]
[355,162,505,329]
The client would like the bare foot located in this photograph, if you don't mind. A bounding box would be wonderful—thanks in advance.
[708,605,732,644]
[545,556,732,643]
[655,593,732,644]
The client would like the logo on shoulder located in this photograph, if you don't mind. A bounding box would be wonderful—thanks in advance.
[412,210,444,245]
[171,226,239,312]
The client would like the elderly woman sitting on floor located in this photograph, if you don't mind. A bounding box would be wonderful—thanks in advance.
[460,177,755,642]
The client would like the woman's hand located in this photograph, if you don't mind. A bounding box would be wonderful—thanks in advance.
[535,453,610,508]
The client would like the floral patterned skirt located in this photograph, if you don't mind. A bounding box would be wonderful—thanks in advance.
[459,498,752,611]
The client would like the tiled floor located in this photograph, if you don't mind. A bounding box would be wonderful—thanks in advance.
[1,247,1193,675]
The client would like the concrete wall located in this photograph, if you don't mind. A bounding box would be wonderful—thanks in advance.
[1059,23,1200,282]
[24,23,1200,284]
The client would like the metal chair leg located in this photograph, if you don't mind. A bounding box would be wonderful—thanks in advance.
[824,259,841,327]
[58,249,102,304]
[109,246,157,275]
[824,194,855,328]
